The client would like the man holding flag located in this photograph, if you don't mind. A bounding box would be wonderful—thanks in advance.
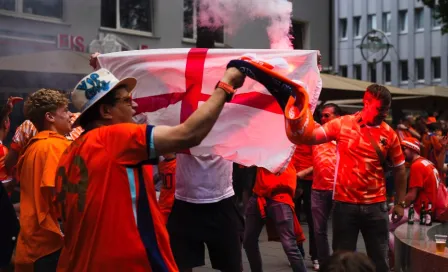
[55,61,249,271]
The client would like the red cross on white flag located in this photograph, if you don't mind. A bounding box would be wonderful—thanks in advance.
[98,48,321,173]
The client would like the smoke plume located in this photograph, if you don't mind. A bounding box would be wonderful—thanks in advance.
[197,0,293,49]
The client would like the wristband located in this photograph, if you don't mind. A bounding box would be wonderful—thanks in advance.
[215,81,236,102]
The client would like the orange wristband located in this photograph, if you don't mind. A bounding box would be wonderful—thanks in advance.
[215,81,236,102]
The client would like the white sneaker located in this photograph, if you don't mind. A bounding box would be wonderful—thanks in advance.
[313,260,320,271]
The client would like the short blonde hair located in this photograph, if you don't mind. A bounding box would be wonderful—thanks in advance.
[24,89,69,131]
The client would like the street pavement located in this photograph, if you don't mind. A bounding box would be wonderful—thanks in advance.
[195,220,367,271]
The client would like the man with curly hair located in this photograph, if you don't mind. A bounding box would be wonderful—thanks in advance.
[14,89,74,272]
[4,113,83,179]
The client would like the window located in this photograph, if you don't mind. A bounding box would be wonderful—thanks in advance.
[0,0,14,11]
[183,0,224,44]
[339,66,348,77]
[353,17,361,37]
[353,64,362,80]
[415,59,424,81]
[1,0,62,18]
[432,9,441,28]
[382,12,391,33]
[368,14,377,31]
[432,57,441,80]
[399,10,408,33]
[369,63,377,82]
[340,18,347,39]
[400,60,408,81]
[383,62,391,83]
[101,0,153,33]
[415,8,424,31]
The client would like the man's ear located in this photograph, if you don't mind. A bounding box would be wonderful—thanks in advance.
[99,104,113,120]
[45,112,55,124]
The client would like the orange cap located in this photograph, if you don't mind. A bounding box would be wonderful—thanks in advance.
[426,117,437,124]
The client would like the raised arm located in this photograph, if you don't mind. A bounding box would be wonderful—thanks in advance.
[292,117,340,146]
[152,68,245,155]
[300,126,331,145]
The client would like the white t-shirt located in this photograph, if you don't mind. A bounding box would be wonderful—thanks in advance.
[175,154,234,204]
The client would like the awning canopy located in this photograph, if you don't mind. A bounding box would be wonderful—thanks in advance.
[320,73,422,100]
[0,50,91,74]
[320,73,448,110]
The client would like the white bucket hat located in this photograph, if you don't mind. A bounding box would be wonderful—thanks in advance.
[71,68,137,125]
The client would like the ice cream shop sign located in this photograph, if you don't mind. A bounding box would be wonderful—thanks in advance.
[57,34,85,52]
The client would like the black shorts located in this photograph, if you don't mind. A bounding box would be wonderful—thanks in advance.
[167,196,244,271]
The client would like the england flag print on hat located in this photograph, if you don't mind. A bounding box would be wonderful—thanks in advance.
[71,68,137,125]
[401,137,421,154]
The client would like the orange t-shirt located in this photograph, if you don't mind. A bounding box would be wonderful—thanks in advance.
[158,158,176,224]
[253,160,297,200]
[293,144,313,181]
[55,124,177,272]
[15,131,70,271]
[408,157,440,215]
[253,161,306,243]
[322,112,405,204]
[312,141,337,191]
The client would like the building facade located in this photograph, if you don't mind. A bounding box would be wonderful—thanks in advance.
[333,0,448,88]
[0,0,330,64]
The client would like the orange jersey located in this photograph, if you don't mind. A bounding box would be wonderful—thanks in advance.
[0,144,9,181]
[293,144,313,180]
[312,141,337,191]
[158,158,176,224]
[408,157,440,215]
[253,162,305,243]
[421,133,443,166]
[253,160,297,199]
[55,124,177,272]
[15,131,69,271]
[322,112,405,204]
